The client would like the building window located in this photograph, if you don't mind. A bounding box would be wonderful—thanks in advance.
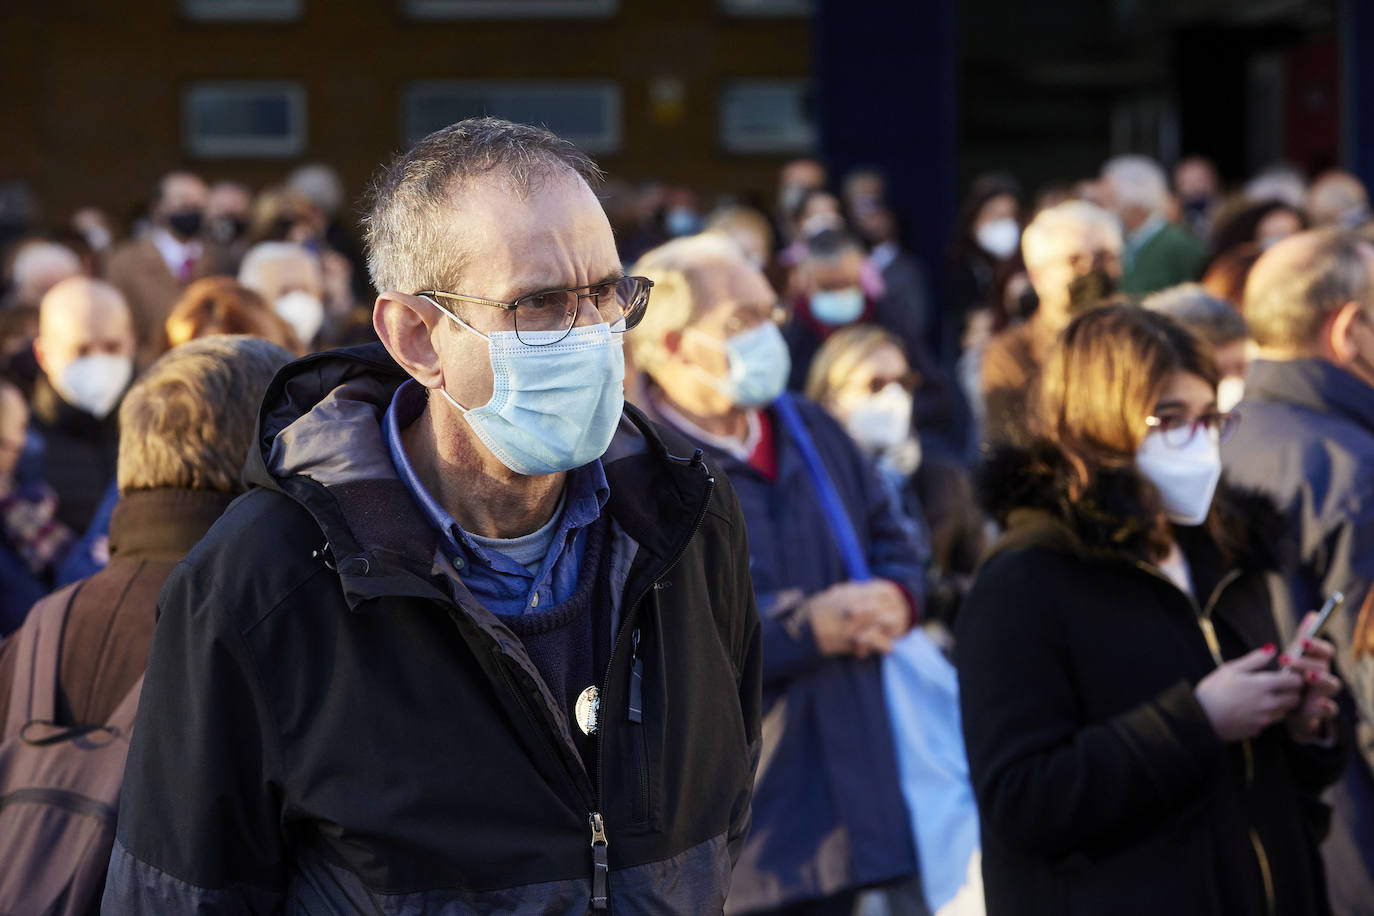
[181,0,302,20]
[404,82,622,153]
[401,0,615,18]
[718,0,811,15]
[183,82,306,158]
[719,80,815,154]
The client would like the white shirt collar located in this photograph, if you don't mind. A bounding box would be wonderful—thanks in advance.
[652,395,761,463]
[149,227,203,277]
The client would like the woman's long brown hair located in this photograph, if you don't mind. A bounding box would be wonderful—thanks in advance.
[1036,304,1225,559]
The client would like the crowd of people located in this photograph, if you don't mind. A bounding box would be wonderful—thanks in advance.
[0,117,1371,916]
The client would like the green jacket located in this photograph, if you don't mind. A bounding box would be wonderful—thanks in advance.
[1121,219,1206,296]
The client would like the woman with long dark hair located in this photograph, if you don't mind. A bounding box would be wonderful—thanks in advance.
[956,304,1345,914]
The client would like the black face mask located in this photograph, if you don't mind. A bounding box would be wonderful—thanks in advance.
[166,208,204,240]
[1066,268,1117,315]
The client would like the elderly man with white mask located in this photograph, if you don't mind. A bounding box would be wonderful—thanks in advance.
[238,241,328,349]
[105,118,761,915]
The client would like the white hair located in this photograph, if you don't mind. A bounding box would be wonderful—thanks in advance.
[12,241,81,291]
[1101,155,1169,215]
[1020,200,1123,270]
[628,233,754,373]
[287,163,345,217]
[1245,164,1308,209]
[238,242,319,296]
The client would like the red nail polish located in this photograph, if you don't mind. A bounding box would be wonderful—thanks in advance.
[1302,638,1314,649]
[1306,670,1321,682]
[1278,654,1291,667]
[1262,643,1276,653]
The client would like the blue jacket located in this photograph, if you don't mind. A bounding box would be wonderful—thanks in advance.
[656,395,921,912]
[1222,358,1374,912]
[1222,359,1374,756]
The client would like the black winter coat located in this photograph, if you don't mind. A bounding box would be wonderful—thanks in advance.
[956,443,1345,916]
[103,344,763,914]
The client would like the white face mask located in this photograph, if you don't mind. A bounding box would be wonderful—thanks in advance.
[843,382,913,454]
[1136,428,1222,526]
[275,291,325,346]
[1216,376,1245,413]
[976,217,1020,260]
[54,353,133,420]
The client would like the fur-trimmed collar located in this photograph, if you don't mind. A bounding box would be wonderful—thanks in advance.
[977,439,1289,573]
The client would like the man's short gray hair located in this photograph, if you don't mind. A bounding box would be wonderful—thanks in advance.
[117,335,293,495]
[1102,155,1169,216]
[1244,230,1373,348]
[1142,283,1248,347]
[363,117,603,295]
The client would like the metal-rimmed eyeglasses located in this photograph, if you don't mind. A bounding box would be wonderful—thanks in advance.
[417,275,654,346]
[1144,410,1240,448]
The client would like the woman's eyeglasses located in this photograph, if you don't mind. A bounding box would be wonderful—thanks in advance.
[1144,411,1240,448]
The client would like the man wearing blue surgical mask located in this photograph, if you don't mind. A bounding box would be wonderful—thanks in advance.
[783,228,874,389]
[631,234,924,915]
[107,118,762,914]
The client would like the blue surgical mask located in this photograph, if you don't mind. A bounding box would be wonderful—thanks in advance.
[809,287,865,325]
[429,304,625,476]
[688,321,791,408]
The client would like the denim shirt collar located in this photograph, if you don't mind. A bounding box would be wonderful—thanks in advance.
[382,379,609,575]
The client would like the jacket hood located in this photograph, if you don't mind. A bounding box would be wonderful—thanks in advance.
[977,439,1288,573]
[245,342,714,608]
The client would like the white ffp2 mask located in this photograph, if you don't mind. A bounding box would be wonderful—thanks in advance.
[1136,429,1222,526]
[54,353,133,420]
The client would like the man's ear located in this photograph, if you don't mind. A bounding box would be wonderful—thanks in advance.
[374,292,446,388]
[1327,301,1364,363]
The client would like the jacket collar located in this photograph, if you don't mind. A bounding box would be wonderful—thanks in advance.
[1244,357,1374,434]
[247,343,710,610]
[107,488,235,563]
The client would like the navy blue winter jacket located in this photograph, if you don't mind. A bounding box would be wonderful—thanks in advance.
[652,394,922,912]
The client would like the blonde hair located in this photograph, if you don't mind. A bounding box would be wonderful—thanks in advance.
[803,324,904,405]
[628,233,751,376]
[117,335,293,495]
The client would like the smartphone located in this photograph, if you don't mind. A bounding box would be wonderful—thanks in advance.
[1287,591,1344,667]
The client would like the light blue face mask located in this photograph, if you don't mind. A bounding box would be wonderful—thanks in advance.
[688,320,791,408]
[809,287,865,325]
[429,304,625,476]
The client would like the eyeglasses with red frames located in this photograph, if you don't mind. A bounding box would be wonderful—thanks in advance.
[1144,410,1240,448]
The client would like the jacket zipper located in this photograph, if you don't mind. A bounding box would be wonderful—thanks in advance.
[1134,561,1275,915]
[627,625,650,824]
[585,451,716,910]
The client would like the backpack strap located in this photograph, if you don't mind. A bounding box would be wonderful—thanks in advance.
[105,674,144,735]
[4,581,84,740]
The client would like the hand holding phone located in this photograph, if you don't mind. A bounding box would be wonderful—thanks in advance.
[1280,593,1345,744]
